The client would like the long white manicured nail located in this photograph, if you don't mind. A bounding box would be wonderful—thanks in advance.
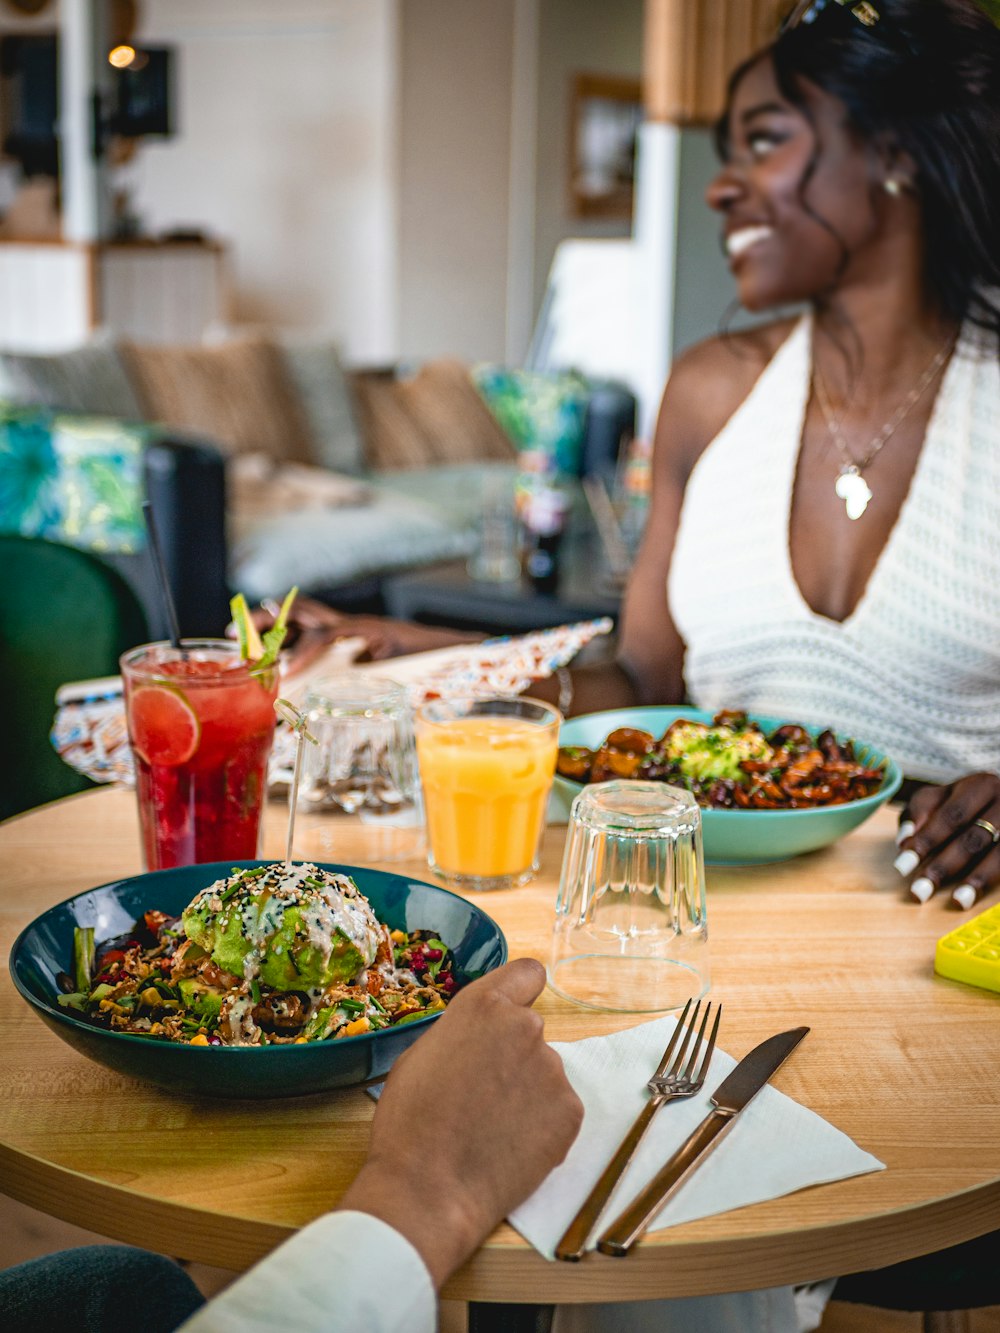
[910,877,935,903]
[952,884,978,910]
[894,849,921,876]
[896,820,916,846]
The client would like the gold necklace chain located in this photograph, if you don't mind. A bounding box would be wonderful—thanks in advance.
[813,335,954,474]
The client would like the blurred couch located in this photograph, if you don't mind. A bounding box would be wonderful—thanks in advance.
[0,335,635,616]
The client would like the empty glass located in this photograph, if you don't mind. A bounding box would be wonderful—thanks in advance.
[292,675,424,864]
[468,478,521,583]
[549,781,710,1012]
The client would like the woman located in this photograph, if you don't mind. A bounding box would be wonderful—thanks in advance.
[265,0,1000,915]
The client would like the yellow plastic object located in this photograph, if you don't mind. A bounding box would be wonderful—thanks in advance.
[934,903,1000,994]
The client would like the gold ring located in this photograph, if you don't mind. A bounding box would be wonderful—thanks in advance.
[974,817,1000,844]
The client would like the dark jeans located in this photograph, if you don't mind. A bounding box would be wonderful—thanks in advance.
[0,1245,206,1333]
[834,1229,1000,1313]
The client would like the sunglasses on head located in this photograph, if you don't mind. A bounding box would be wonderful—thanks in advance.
[782,0,881,30]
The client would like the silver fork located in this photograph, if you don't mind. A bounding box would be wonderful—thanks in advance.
[554,997,721,1262]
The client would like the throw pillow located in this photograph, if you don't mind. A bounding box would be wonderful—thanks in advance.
[228,453,373,521]
[231,490,475,601]
[0,404,148,554]
[473,366,589,476]
[120,338,313,464]
[276,337,366,476]
[0,340,145,420]
[352,360,516,471]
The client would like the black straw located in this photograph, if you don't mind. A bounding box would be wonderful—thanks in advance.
[142,500,183,650]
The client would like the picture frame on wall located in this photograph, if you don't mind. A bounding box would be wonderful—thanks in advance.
[569,72,643,221]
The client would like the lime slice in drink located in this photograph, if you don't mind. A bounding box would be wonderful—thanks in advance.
[129,685,200,766]
[230,592,264,662]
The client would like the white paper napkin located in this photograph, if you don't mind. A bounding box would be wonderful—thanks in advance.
[510,1014,884,1260]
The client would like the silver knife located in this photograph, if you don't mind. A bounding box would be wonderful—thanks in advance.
[596,1025,809,1256]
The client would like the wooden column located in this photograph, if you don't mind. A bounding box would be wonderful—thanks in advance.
[643,0,785,126]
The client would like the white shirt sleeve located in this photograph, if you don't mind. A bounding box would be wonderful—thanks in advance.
[175,1210,436,1333]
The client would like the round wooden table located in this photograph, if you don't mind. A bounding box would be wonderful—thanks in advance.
[1,789,999,1306]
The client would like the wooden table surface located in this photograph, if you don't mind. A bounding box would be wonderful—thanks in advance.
[2,788,999,1304]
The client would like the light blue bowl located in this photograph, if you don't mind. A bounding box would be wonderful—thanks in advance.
[554,707,902,865]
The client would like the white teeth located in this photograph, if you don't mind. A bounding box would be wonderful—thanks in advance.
[726,226,773,258]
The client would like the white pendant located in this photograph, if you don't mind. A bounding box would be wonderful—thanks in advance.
[834,466,872,520]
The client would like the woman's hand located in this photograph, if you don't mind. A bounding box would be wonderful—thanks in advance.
[894,772,1000,909]
[239,594,484,674]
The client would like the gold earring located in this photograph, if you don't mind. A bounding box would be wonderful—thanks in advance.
[884,177,902,196]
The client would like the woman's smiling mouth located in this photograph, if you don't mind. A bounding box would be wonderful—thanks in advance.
[725,225,774,260]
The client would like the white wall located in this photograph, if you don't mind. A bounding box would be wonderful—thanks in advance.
[129,0,399,362]
[533,0,644,317]
[126,0,644,367]
[20,0,648,370]
[397,0,644,365]
[397,0,515,364]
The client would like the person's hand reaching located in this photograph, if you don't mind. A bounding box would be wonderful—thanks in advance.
[894,772,1000,909]
[337,958,584,1287]
[236,594,483,674]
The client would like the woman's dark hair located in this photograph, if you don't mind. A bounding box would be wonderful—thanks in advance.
[719,0,1000,337]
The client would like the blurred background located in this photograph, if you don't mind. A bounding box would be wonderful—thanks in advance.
[0,0,780,432]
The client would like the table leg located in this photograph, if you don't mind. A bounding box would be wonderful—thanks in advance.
[467,1301,555,1333]
[924,1315,971,1333]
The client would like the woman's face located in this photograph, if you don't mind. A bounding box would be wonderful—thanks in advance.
[707,55,885,310]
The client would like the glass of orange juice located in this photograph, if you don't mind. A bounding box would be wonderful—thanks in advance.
[415,696,561,891]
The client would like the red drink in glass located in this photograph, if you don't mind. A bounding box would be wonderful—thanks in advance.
[120,640,279,870]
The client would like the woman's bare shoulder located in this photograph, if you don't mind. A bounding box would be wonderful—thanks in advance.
[668,318,798,409]
[661,317,800,471]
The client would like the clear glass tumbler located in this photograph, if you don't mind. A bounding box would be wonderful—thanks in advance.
[548,780,710,1012]
[292,675,424,864]
[468,478,521,583]
[415,695,561,891]
[121,639,278,871]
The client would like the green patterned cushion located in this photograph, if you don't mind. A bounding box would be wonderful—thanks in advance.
[473,366,589,475]
[0,404,149,554]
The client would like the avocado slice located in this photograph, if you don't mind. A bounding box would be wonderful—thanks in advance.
[177,977,226,1019]
[182,892,368,992]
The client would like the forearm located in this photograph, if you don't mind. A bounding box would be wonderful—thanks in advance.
[338,1157,484,1289]
[399,623,486,651]
[527,657,641,716]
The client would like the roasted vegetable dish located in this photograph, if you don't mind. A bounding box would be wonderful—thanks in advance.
[56,863,457,1046]
[557,710,886,809]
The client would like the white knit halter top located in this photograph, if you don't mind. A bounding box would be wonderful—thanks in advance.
[668,313,1000,782]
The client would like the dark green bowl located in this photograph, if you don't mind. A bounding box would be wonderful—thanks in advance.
[10,861,507,1099]
[553,706,902,865]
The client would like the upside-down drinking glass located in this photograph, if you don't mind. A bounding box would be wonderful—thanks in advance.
[549,780,710,1012]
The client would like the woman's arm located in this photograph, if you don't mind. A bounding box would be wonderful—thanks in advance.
[551,336,766,714]
[532,389,690,716]
[247,596,485,675]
